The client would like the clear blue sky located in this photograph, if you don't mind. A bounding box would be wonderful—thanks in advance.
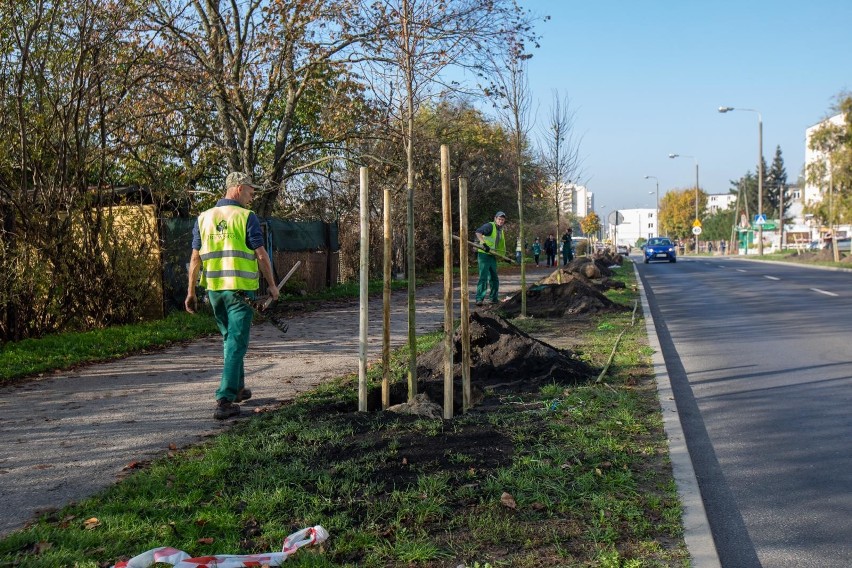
[520,0,851,213]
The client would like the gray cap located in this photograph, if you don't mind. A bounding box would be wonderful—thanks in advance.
[495,211,507,218]
[226,171,262,189]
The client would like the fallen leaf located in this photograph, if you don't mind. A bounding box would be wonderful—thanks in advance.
[500,492,517,509]
[168,443,177,451]
[83,517,100,530]
[197,537,215,545]
[595,468,603,476]
[401,457,408,465]
[33,541,52,554]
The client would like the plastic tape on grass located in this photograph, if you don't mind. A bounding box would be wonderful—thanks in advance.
[111,525,328,568]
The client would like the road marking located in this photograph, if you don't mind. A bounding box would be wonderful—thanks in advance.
[736,269,747,273]
[764,275,780,280]
[717,265,726,268]
[810,287,839,297]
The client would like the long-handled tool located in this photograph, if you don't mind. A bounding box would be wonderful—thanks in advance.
[452,235,516,264]
[262,260,302,310]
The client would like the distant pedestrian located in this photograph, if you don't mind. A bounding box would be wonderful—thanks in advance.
[544,234,557,267]
[474,211,507,306]
[561,228,574,266]
[708,241,714,253]
[185,172,279,420]
[721,240,727,254]
[532,237,542,266]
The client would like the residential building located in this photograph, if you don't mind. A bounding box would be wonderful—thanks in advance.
[607,208,657,246]
[706,192,736,214]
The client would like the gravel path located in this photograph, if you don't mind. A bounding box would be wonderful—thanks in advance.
[0,272,528,537]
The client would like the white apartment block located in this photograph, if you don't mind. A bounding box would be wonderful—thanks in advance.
[608,208,657,246]
[554,182,595,218]
[706,193,736,213]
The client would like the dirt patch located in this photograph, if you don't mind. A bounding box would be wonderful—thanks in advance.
[497,254,628,319]
[414,312,595,412]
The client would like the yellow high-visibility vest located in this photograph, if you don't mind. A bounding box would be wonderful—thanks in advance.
[198,205,259,291]
[480,222,506,255]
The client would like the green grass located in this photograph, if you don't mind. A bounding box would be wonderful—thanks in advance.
[0,257,689,567]
[0,311,219,383]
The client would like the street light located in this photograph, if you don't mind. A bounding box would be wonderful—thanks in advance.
[719,106,763,255]
[645,175,659,236]
[669,153,700,253]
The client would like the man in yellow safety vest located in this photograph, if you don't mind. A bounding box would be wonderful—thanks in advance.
[185,172,279,420]
[474,211,507,306]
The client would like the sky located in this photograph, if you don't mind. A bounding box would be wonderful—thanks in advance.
[518,0,851,216]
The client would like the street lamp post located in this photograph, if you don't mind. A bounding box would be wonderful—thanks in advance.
[719,106,763,255]
[645,175,659,236]
[669,154,700,253]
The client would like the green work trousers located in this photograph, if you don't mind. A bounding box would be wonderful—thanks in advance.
[208,290,254,402]
[475,252,499,303]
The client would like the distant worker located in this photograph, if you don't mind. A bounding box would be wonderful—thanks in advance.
[532,237,542,267]
[544,233,557,267]
[185,172,279,420]
[561,228,574,266]
[474,211,507,306]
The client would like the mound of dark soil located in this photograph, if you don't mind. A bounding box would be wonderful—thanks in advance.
[415,312,594,410]
[500,275,623,318]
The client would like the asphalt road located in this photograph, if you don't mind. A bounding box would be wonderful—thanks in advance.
[636,255,852,567]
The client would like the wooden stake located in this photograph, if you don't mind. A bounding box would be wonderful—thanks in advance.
[382,186,392,409]
[358,167,369,412]
[459,178,471,412]
[441,145,454,420]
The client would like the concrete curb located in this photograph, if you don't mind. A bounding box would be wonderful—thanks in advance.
[633,263,722,568]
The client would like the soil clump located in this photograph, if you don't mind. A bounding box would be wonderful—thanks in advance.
[499,254,628,318]
[413,312,595,412]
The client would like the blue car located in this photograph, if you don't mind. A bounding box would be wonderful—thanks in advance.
[644,237,677,263]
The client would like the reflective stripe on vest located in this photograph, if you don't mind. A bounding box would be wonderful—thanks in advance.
[198,205,259,291]
[481,222,506,255]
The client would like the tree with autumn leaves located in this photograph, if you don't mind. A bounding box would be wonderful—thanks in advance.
[0,0,541,341]
[658,189,707,242]
[580,211,601,241]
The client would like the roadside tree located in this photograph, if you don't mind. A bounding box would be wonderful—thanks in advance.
[806,93,852,228]
[580,211,601,242]
[659,188,707,242]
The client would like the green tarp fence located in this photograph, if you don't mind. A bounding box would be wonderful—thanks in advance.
[161,218,338,312]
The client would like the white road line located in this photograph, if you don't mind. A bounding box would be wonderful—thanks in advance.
[764,275,780,280]
[736,269,747,273]
[810,287,839,297]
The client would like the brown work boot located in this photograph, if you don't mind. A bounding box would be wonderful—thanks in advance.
[214,399,240,420]
[235,388,252,402]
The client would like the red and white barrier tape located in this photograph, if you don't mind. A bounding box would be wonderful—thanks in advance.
[111,525,328,568]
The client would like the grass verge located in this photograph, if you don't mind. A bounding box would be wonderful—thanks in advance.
[0,260,689,567]
[0,312,219,384]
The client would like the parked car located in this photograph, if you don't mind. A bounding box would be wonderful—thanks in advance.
[643,237,677,263]
[616,244,630,255]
